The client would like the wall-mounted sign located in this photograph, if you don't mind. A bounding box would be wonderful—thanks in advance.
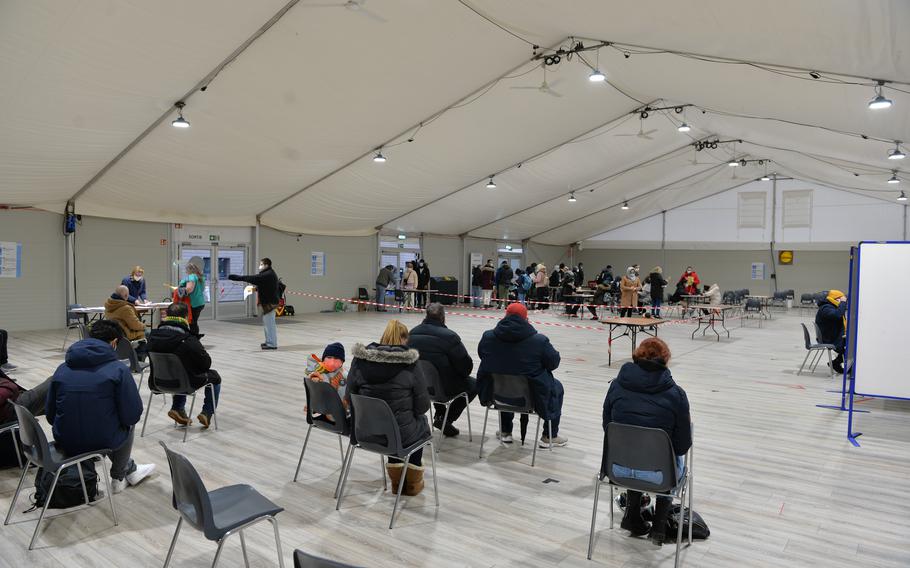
[188,234,203,241]
[751,262,765,280]
[160,239,168,246]
[311,252,325,277]
[209,234,220,242]
[0,241,22,278]
[778,250,794,265]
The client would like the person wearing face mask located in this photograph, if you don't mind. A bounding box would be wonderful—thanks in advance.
[619,267,642,318]
[228,258,281,350]
[416,259,432,309]
[678,266,701,296]
[121,265,147,304]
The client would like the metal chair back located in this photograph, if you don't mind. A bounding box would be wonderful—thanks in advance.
[294,549,363,568]
[303,378,349,435]
[350,394,403,456]
[744,298,761,312]
[160,441,215,537]
[417,360,448,403]
[12,403,54,468]
[603,422,678,493]
[114,335,142,373]
[490,373,534,414]
[801,323,814,349]
[148,352,194,394]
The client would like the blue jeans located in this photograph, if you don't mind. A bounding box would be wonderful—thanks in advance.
[613,455,685,488]
[517,291,526,305]
[651,297,662,318]
[172,383,220,415]
[376,285,387,309]
[263,309,277,347]
[472,286,482,307]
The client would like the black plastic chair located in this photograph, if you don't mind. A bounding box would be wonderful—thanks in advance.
[294,549,363,568]
[336,394,438,529]
[4,403,117,550]
[0,421,22,469]
[418,361,472,452]
[478,373,551,467]
[393,289,405,312]
[141,353,218,442]
[588,423,693,567]
[741,298,763,328]
[160,441,285,568]
[293,378,350,497]
[62,303,87,351]
[114,333,150,390]
[798,323,835,377]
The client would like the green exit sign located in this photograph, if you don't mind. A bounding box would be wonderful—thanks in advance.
[209,235,220,242]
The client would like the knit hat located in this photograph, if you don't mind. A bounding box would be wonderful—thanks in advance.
[505,303,528,320]
[322,342,345,361]
[826,290,846,306]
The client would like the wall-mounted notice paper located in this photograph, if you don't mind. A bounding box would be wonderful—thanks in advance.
[311,252,325,277]
[0,242,22,278]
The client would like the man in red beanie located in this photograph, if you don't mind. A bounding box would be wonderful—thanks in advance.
[476,301,566,447]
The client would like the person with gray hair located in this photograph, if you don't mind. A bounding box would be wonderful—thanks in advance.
[407,303,476,437]
[104,284,146,341]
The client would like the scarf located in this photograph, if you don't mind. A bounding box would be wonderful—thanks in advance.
[826,290,848,331]
[162,315,189,327]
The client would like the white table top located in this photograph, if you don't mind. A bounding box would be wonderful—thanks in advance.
[71,302,170,314]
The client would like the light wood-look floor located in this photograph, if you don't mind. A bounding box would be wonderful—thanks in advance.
[1,307,909,567]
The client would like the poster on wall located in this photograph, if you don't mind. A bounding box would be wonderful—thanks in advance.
[311,252,325,277]
[0,242,22,278]
[750,262,765,280]
[469,252,483,269]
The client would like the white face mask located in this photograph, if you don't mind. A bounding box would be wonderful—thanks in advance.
[132,275,142,281]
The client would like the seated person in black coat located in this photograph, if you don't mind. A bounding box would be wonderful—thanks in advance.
[603,337,691,545]
[477,302,567,448]
[346,320,431,497]
[146,303,222,429]
[815,289,848,373]
[407,303,475,437]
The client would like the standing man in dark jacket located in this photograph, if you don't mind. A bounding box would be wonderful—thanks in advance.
[407,304,475,437]
[416,259,431,309]
[477,303,567,448]
[229,257,280,350]
[375,264,395,312]
[644,267,669,318]
[575,263,585,288]
[495,261,514,308]
[46,320,154,493]
[602,337,691,545]
[815,289,848,373]
[146,303,222,428]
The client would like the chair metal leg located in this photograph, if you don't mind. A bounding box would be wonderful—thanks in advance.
[380,455,387,491]
[334,442,353,498]
[100,457,118,526]
[797,350,811,376]
[688,449,694,545]
[77,461,90,505]
[463,393,473,442]
[184,393,197,443]
[609,485,614,529]
[478,407,490,459]
[5,459,31,525]
[809,349,822,371]
[335,445,355,510]
[428,441,439,507]
[12,427,22,469]
[587,475,601,560]
[547,421,553,453]
[163,516,183,568]
[389,450,412,529]
[827,349,834,379]
[138,368,146,392]
[211,537,226,568]
[293,424,313,482]
[239,529,250,568]
[268,516,286,568]
[141,391,156,437]
[437,403,451,452]
[207,384,219,431]
[531,415,541,467]
[29,467,62,550]
[674,483,686,568]
[338,434,345,462]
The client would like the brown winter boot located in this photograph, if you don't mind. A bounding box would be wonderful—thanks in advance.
[402,464,425,496]
[386,463,405,494]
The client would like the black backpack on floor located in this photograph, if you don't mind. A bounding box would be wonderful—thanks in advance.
[31,461,99,510]
[663,505,710,542]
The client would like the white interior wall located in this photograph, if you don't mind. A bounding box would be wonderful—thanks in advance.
[0,210,65,331]
[420,234,462,295]
[74,216,170,306]
[258,228,376,314]
[525,241,572,270]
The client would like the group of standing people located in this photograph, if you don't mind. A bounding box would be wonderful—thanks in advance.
[375,259,432,311]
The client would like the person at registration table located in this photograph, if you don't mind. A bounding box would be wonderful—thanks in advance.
[104,285,147,342]
[678,266,701,296]
[815,289,848,374]
[122,265,147,304]
[228,258,281,350]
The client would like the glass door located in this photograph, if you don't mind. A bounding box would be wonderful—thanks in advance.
[178,244,251,320]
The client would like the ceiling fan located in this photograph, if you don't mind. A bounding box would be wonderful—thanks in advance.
[615,118,658,140]
[304,0,387,23]
[510,66,563,98]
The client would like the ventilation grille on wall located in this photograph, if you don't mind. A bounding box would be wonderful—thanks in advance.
[738,191,767,229]
[782,189,813,228]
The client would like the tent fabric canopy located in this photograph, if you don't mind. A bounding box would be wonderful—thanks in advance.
[1,0,907,245]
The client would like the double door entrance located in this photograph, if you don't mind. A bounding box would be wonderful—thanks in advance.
[177,245,251,320]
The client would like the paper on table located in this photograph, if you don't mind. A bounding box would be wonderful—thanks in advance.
[244,285,255,300]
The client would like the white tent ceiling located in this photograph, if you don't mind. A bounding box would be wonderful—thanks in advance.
[1,0,908,245]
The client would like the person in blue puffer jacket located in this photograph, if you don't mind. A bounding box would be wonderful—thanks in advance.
[46,319,155,493]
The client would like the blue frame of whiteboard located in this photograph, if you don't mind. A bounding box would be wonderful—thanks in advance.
[847,241,910,447]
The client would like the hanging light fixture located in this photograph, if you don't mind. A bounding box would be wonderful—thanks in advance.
[505,244,513,251]
[728,158,740,167]
[888,142,906,160]
[887,171,900,184]
[760,174,771,181]
[588,49,606,82]
[868,82,893,110]
[486,176,497,189]
[897,191,907,202]
[621,200,629,210]
[677,122,691,133]
[171,102,190,128]
[568,192,577,202]
[372,149,386,163]
[397,233,406,240]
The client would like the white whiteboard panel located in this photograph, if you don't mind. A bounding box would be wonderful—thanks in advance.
[854,242,910,399]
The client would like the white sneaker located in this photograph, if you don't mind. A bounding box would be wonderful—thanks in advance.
[111,478,127,494]
[539,435,568,448]
[496,431,513,444]
[126,463,156,486]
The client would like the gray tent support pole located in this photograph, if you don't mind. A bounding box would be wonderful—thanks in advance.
[770,174,778,295]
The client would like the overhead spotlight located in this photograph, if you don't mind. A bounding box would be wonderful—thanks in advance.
[887,142,906,160]
[677,122,691,133]
[621,200,629,210]
[397,233,406,240]
[486,176,497,189]
[505,244,513,251]
[887,171,900,184]
[171,102,190,128]
[809,71,820,79]
[897,191,907,202]
[868,82,893,110]
[760,174,771,181]
[568,192,577,202]
[372,149,386,163]
[588,68,606,82]
[344,0,362,10]
[728,159,739,167]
